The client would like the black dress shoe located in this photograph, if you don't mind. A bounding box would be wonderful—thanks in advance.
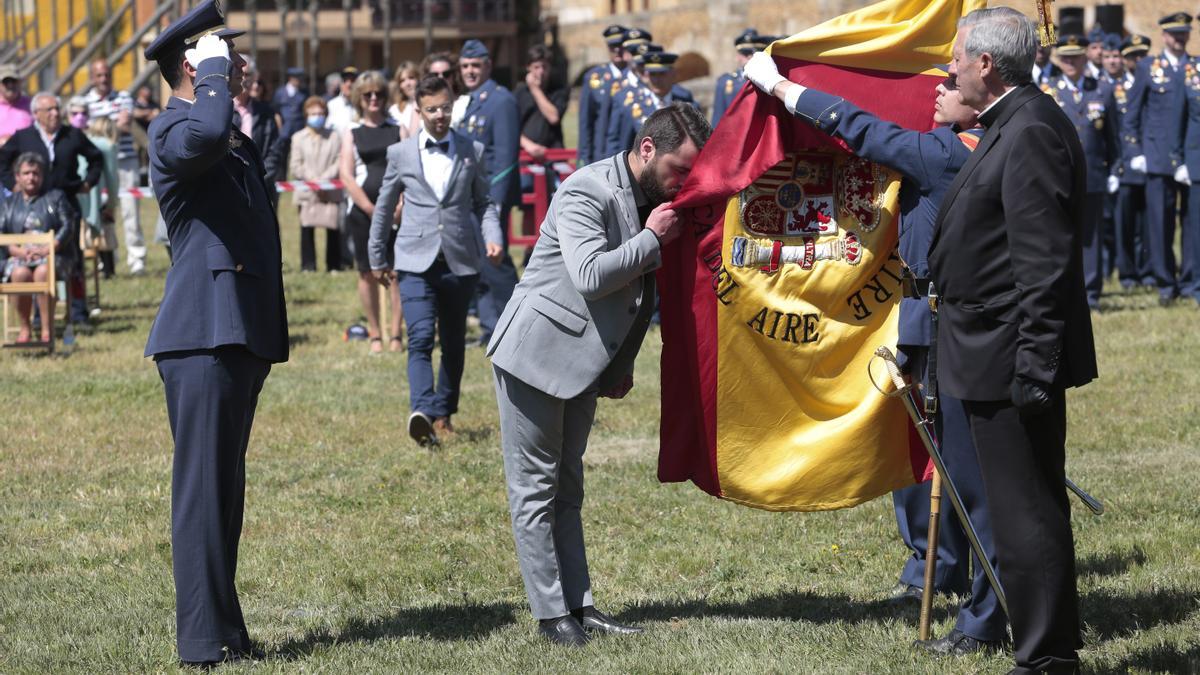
[884,582,924,603]
[538,615,590,647]
[572,606,644,635]
[914,628,1008,656]
[180,643,266,668]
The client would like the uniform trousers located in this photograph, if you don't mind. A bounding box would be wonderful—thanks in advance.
[1144,175,1185,299]
[156,346,271,663]
[476,208,518,342]
[397,258,477,419]
[1115,183,1150,287]
[494,365,596,620]
[966,395,1080,674]
[1080,194,1104,308]
[1184,184,1200,301]
[893,348,1006,641]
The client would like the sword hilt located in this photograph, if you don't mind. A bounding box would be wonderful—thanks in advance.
[869,346,911,398]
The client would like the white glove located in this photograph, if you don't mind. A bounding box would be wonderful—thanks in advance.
[1176,164,1191,185]
[1130,155,1147,173]
[1106,174,1119,194]
[744,52,787,96]
[184,33,230,70]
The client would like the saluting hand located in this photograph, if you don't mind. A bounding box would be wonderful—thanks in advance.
[646,202,682,246]
[185,33,231,70]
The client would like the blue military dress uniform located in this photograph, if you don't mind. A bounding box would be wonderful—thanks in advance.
[793,87,1006,643]
[456,58,520,342]
[1042,68,1118,308]
[711,70,745,127]
[271,67,308,140]
[577,25,627,166]
[1114,36,1154,288]
[142,1,288,663]
[604,81,697,156]
[1122,18,1192,302]
[1180,59,1200,304]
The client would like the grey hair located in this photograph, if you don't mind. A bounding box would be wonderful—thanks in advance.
[31,91,60,112]
[959,7,1037,86]
[13,150,47,174]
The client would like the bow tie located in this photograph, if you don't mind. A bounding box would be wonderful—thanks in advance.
[425,138,450,153]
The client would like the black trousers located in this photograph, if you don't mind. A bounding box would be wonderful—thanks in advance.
[965,396,1080,674]
[299,226,343,272]
[157,347,271,662]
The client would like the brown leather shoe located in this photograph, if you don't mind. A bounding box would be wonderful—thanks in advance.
[432,416,455,438]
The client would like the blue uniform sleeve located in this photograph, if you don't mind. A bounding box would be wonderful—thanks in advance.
[592,90,614,161]
[1121,60,1148,161]
[605,94,629,157]
[488,93,520,207]
[577,71,596,165]
[793,88,951,189]
[154,58,236,180]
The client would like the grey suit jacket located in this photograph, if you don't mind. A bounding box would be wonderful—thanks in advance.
[487,153,661,399]
[368,130,502,275]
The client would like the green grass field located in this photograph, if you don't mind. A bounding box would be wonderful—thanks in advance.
[2,185,1199,673]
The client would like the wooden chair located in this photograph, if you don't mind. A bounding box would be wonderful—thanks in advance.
[0,231,59,353]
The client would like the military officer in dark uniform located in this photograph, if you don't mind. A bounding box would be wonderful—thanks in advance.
[577,25,628,166]
[272,66,308,140]
[591,29,652,164]
[605,50,697,157]
[1032,40,1061,86]
[1043,34,1119,310]
[456,39,520,346]
[1115,34,1153,289]
[1181,32,1200,306]
[1123,13,1193,306]
[1085,26,1106,80]
[711,28,763,127]
[142,0,288,665]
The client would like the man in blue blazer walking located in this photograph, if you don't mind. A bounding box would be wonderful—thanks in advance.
[142,0,288,665]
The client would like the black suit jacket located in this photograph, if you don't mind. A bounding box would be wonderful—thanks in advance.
[0,124,103,194]
[928,84,1098,401]
[234,99,284,182]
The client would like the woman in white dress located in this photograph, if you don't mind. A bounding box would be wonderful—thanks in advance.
[387,61,422,139]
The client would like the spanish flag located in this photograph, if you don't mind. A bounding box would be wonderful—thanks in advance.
[657,0,985,511]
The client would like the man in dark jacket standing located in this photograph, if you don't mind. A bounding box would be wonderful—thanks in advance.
[142,1,288,665]
[930,8,1097,674]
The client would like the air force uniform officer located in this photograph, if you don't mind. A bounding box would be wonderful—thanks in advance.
[142,1,287,665]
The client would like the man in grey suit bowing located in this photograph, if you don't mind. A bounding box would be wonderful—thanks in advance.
[370,75,503,447]
[487,103,711,646]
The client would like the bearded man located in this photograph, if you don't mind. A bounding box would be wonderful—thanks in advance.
[487,102,710,646]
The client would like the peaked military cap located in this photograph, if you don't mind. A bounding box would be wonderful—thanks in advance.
[642,51,679,73]
[632,43,664,66]
[622,29,652,50]
[144,0,244,62]
[735,28,760,53]
[285,66,305,78]
[461,39,489,59]
[1159,12,1193,33]
[603,24,628,46]
[1056,33,1088,57]
[1121,34,1151,56]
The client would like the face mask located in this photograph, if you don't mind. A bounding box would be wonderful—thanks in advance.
[306,115,326,129]
[70,112,88,129]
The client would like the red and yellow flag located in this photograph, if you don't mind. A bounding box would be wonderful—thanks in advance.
[657,0,985,511]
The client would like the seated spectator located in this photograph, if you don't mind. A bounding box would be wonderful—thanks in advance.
[0,152,76,342]
[388,62,422,137]
[514,45,568,194]
[289,96,343,273]
[0,64,32,145]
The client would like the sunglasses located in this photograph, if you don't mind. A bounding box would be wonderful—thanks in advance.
[431,71,454,80]
[362,90,383,99]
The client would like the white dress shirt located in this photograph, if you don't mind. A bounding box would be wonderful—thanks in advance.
[36,123,56,162]
[418,128,456,201]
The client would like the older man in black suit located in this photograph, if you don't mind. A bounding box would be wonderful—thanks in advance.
[929,7,1097,674]
[0,92,102,199]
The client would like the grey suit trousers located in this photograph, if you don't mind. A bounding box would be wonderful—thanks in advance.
[494,364,597,619]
